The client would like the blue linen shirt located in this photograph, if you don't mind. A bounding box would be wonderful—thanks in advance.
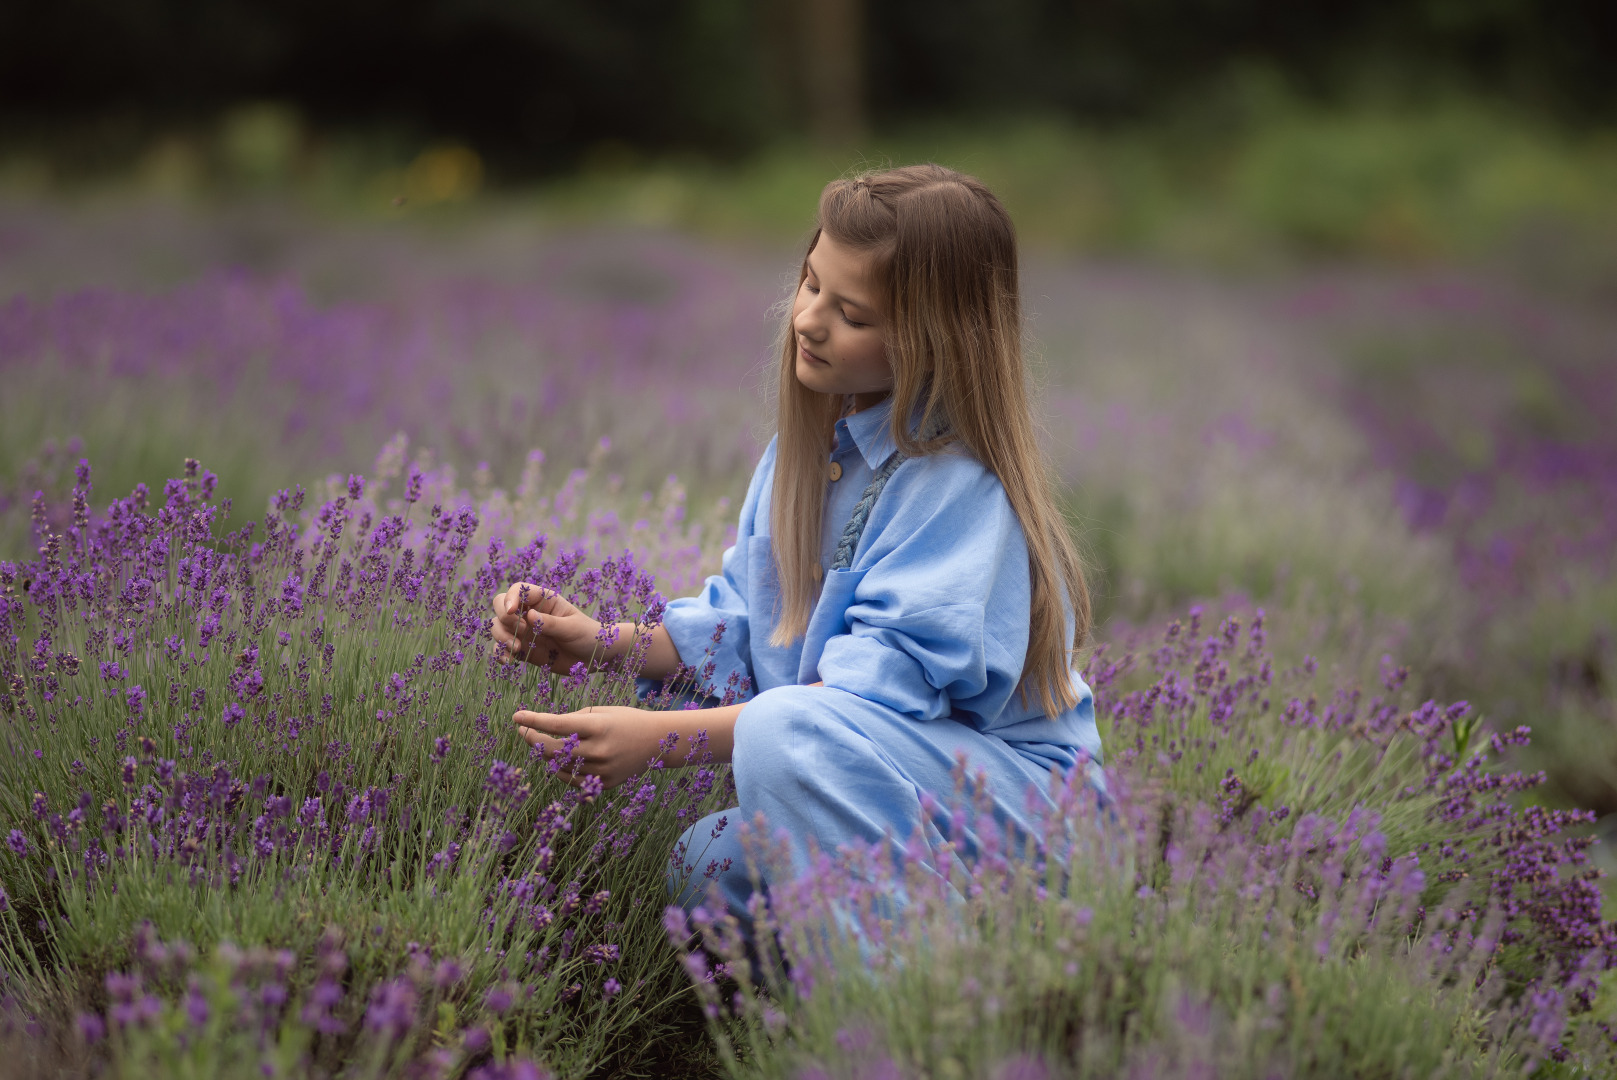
[660,397,1102,772]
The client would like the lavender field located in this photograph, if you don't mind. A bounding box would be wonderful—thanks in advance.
[1,196,1615,1078]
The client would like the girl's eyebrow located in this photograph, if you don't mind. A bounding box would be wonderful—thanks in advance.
[805,255,876,314]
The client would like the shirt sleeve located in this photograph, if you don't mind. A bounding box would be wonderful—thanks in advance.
[814,452,1032,725]
[657,438,775,700]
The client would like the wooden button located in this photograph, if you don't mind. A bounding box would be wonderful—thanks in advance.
[828,461,843,481]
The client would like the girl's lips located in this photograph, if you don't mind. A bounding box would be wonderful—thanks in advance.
[799,343,829,365]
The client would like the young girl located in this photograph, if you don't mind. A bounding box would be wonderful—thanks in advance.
[490,163,1102,920]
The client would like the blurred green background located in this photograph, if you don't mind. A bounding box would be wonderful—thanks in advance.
[2,0,1615,279]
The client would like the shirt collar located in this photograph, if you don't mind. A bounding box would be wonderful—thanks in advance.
[840,395,910,470]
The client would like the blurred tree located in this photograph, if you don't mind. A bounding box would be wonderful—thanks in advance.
[800,0,868,145]
[756,0,868,146]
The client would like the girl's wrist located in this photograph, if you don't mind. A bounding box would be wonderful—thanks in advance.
[635,707,671,762]
[639,702,741,764]
[584,621,633,668]
[609,622,679,682]
[610,621,648,667]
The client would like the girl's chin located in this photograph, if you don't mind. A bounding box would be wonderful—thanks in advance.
[795,360,838,393]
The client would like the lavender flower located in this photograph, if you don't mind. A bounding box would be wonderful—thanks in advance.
[432,958,465,989]
[76,1012,106,1044]
[300,978,346,1035]
[185,983,210,1028]
[363,978,417,1041]
[484,985,515,1015]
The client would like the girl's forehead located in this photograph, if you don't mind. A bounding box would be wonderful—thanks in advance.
[807,234,880,309]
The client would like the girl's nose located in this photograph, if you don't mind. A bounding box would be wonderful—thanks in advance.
[794,312,827,342]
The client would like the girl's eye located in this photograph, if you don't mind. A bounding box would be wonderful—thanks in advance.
[841,313,867,328]
[803,282,819,294]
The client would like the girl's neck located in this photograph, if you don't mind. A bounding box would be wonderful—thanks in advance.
[845,391,892,416]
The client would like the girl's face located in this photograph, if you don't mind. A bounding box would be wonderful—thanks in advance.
[792,233,893,412]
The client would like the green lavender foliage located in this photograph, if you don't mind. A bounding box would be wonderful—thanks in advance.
[692,805,1509,1079]
[670,609,1617,1079]
[0,455,737,1078]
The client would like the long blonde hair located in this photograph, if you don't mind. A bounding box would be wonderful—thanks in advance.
[769,163,1091,716]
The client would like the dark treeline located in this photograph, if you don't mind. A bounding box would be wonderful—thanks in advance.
[2,0,1613,174]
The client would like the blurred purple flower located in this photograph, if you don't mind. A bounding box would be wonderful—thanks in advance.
[364,978,417,1041]
[993,1055,1050,1080]
[76,1012,105,1044]
[300,977,346,1035]
[483,985,514,1015]
[185,984,210,1029]
[432,958,465,989]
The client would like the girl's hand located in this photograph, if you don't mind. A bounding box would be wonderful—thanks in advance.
[490,582,606,674]
[514,706,663,791]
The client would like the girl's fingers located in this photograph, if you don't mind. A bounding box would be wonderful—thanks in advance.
[513,709,598,738]
[513,709,553,732]
[489,617,532,658]
[530,588,583,620]
[496,583,531,619]
[515,727,591,788]
[516,724,572,753]
[517,725,562,750]
[506,582,569,615]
